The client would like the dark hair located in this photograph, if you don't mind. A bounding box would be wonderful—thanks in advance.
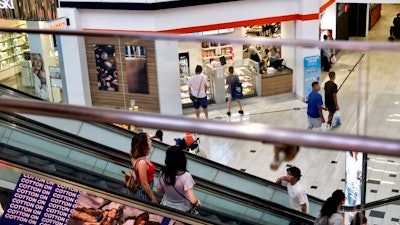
[228,66,234,73]
[287,166,302,181]
[312,81,319,87]
[155,130,163,142]
[161,146,187,186]
[130,133,150,159]
[328,71,336,79]
[320,190,345,218]
[331,190,345,202]
[195,65,202,74]
[350,212,367,225]
[323,34,328,40]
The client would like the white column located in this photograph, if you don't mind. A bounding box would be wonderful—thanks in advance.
[57,8,92,106]
[155,40,182,115]
[294,1,320,100]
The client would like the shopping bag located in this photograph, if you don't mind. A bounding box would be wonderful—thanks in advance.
[231,82,243,99]
[330,54,337,64]
[332,111,341,127]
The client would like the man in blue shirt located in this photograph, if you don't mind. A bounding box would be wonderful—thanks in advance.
[307,81,326,129]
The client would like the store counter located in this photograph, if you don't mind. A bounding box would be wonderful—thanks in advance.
[260,67,293,96]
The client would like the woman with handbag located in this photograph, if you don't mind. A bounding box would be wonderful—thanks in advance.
[131,133,157,203]
[157,146,201,214]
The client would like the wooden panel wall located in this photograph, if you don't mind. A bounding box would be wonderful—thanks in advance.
[85,37,160,112]
[262,74,292,96]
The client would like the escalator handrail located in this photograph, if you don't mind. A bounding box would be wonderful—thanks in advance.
[1,103,399,215]
[0,84,326,204]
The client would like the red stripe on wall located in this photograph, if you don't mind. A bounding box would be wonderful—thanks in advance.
[83,13,319,34]
[320,0,335,13]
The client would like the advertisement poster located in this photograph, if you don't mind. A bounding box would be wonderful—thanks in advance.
[344,151,364,224]
[94,45,119,91]
[0,174,180,225]
[31,53,50,101]
[303,55,321,102]
[125,45,149,94]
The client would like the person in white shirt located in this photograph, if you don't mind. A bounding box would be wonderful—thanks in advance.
[276,166,309,225]
[187,65,209,119]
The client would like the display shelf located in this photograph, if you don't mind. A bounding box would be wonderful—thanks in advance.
[0,31,30,73]
[201,42,234,66]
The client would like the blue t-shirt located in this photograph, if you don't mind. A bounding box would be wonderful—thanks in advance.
[307,91,323,118]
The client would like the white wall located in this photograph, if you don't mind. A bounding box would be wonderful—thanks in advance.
[155,40,182,115]
[57,8,92,106]
[320,3,337,39]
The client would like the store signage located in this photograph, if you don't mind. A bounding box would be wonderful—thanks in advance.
[303,55,321,102]
[46,18,68,30]
[0,0,14,9]
[0,173,180,225]
[0,174,79,225]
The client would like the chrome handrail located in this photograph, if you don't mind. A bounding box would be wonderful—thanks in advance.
[0,27,399,52]
[0,98,399,156]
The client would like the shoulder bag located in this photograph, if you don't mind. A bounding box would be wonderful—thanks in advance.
[121,168,137,193]
[172,185,200,215]
[190,76,204,103]
[231,76,243,99]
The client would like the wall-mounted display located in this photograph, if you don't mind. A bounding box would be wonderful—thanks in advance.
[125,45,149,94]
[49,66,63,103]
[94,44,118,91]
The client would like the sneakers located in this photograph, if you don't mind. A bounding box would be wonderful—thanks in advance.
[227,111,244,116]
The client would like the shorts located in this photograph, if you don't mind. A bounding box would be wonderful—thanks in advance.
[227,93,239,100]
[326,104,336,114]
[193,97,208,109]
[308,116,322,129]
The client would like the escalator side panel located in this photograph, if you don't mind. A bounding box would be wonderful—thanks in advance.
[21,113,84,135]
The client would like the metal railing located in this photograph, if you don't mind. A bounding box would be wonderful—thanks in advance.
[0,97,399,156]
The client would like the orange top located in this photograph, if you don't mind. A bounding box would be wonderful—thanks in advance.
[184,132,195,146]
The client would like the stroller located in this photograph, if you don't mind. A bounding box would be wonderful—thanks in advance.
[389,13,400,41]
[174,132,203,156]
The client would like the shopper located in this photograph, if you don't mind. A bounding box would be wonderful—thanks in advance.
[130,133,157,203]
[276,166,309,225]
[314,190,345,225]
[187,65,209,119]
[157,146,200,212]
[226,66,244,116]
[324,71,339,126]
[31,53,49,101]
[151,129,163,142]
[307,81,326,129]
[350,212,367,225]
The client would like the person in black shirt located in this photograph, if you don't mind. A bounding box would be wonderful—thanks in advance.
[324,72,339,126]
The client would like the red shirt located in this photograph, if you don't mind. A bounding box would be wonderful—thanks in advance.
[134,159,155,183]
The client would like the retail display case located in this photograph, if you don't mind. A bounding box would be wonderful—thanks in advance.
[201,42,233,66]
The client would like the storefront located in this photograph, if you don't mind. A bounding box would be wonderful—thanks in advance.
[0,0,62,103]
[178,24,293,107]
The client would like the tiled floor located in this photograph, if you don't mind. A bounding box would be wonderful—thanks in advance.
[145,4,400,225]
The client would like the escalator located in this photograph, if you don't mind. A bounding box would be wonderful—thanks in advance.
[0,112,316,225]
[0,84,326,217]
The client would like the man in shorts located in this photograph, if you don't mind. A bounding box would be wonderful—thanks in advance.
[307,81,325,129]
[187,65,209,119]
[324,71,339,126]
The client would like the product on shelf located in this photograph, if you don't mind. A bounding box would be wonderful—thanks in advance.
[201,42,234,66]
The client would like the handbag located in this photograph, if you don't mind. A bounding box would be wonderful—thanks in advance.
[190,76,204,103]
[172,185,200,215]
[231,76,243,99]
[121,169,137,193]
